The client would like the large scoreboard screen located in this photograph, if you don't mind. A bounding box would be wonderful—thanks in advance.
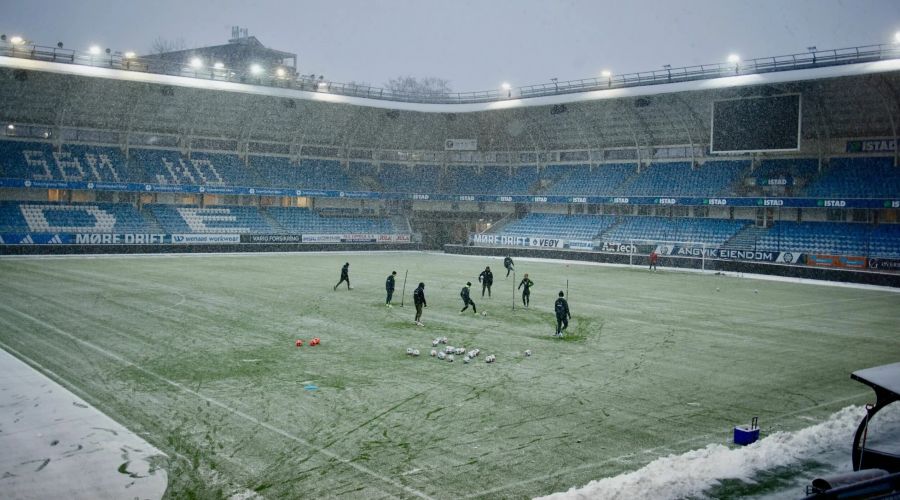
[711,94,801,153]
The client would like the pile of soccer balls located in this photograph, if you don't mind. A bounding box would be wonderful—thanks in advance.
[408,338,533,365]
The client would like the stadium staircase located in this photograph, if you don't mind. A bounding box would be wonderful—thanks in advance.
[608,168,644,196]
[258,208,287,233]
[722,225,768,250]
[390,215,412,233]
[138,207,165,233]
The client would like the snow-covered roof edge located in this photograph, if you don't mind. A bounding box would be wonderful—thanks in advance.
[3,55,900,114]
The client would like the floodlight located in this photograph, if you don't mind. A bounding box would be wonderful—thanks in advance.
[501,82,511,90]
[895,31,900,43]
[10,36,24,45]
[214,62,224,69]
[7,124,14,130]
[250,63,263,75]
[601,70,611,78]
[727,54,740,64]
[276,67,286,77]
[88,45,101,55]
[190,57,203,69]
[124,51,136,59]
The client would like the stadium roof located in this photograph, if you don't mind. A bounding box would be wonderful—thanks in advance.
[2,54,899,153]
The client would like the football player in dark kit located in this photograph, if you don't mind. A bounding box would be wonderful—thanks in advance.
[385,271,397,306]
[478,266,494,297]
[334,262,351,291]
[503,256,514,277]
[413,282,427,326]
[518,273,534,307]
[554,291,571,337]
[459,282,477,314]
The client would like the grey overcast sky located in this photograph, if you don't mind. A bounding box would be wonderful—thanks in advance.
[3,0,898,91]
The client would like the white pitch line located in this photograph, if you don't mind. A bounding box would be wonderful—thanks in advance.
[0,303,434,500]
[463,391,870,499]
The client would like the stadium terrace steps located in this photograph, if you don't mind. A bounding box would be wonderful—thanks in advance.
[390,215,412,233]
[146,205,276,234]
[264,207,397,234]
[618,161,749,197]
[802,157,900,198]
[753,221,900,258]
[129,150,257,186]
[0,201,154,233]
[0,141,129,183]
[722,225,770,250]
[496,213,617,240]
[1,137,896,201]
[139,207,165,234]
[542,164,637,196]
[258,208,287,233]
[600,216,749,245]
[735,158,819,197]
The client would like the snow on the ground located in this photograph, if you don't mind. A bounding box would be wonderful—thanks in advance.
[537,404,900,500]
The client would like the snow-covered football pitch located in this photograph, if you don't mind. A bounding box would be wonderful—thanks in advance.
[0,251,898,499]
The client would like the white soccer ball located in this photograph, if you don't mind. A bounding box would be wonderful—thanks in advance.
[524,350,532,357]
[481,311,487,316]
[455,348,465,355]
[447,354,454,362]
[430,349,437,357]
[716,287,720,292]
[412,349,420,356]
[406,347,413,355]
[463,356,470,363]
[440,337,448,344]
[432,339,439,347]
[437,352,446,360]
[445,346,455,354]
[754,289,758,294]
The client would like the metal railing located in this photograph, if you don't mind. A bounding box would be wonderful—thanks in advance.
[2,40,900,105]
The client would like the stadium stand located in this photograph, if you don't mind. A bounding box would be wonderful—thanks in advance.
[498,213,618,240]
[250,157,362,191]
[0,201,153,233]
[378,164,439,193]
[129,149,249,186]
[619,161,748,197]
[601,216,749,245]
[750,159,819,189]
[491,165,539,195]
[296,159,360,191]
[754,221,900,258]
[869,224,900,259]
[0,201,29,232]
[265,207,397,234]
[443,166,505,194]
[190,152,258,186]
[147,205,275,233]
[543,164,635,196]
[0,141,128,182]
[803,157,900,198]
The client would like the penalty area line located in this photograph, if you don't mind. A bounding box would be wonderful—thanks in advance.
[0,303,435,500]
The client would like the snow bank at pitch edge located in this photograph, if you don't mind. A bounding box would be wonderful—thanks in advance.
[538,404,900,500]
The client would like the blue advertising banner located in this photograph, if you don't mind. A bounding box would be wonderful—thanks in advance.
[655,244,803,264]
[1,178,897,209]
[0,233,171,245]
[845,139,896,153]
